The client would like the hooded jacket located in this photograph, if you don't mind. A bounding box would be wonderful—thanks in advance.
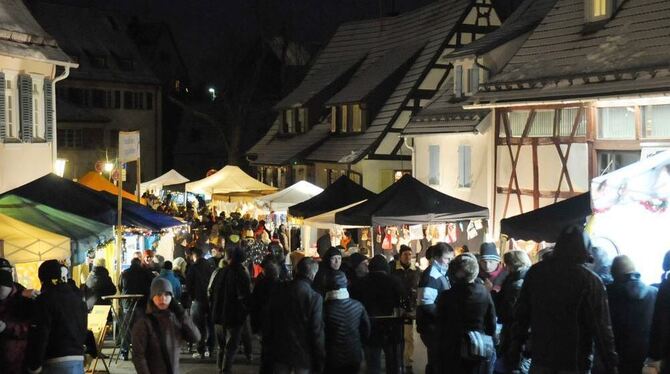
[186,257,213,304]
[84,266,117,310]
[0,285,33,373]
[120,262,154,306]
[607,272,657,374]
[210,260,251,328]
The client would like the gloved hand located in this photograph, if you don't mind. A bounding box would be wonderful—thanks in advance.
[169,300,185,320]
[0,320,6,334]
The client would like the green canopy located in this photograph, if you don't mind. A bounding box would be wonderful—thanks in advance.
[0,195,114,265]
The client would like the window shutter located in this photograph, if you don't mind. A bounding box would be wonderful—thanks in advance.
[470,68,479,93]
[44,79,54,142]
[0,72,6,141]
[454,65,463,98]
[464,145,472,187]
[18,74,32,142]
[458,145,465,186]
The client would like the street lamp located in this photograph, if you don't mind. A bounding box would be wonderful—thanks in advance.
[54,159,67,177]
[104,162,114,173]
[208,87,216,101]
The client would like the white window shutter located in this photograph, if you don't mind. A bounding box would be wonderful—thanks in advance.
[0,72,5,141]
[464,145,472,187]
[454,65,463,98]
[18,74,32,142]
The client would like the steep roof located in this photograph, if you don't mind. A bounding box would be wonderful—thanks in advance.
[0,0,74,66]
[247,122,331,166]
[448,0,558,59]
[28,1,158,85]
[474,0,670,104]
[304,0,473,163]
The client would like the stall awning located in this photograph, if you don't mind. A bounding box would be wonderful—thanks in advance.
[303,201,367,229]
[96,191,183,231]
[186,165,277,197]
[500,192,592,242]
[0,213,71,264]
[140,169,190,194]
[335,174,489,226]
[79,171,146,204]
[0,195,114,265]
[257,180,323,212]
[288,176,375,219]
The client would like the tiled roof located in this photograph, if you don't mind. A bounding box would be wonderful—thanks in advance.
[448,0,558,59]
[304,0,473,163]
[0,0,73,66]
[475,0,670,104]
[28,2,158,85]
[247,122,331,166]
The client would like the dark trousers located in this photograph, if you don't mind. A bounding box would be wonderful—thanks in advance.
[325,363,361,374]
[365,343,401,374]
[215,324,243,373]
[191,300,214,354]
[529,365,589,374]
[121,304,143,354]
[419,329,439,374]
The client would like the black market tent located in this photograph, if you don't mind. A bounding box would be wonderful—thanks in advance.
[335,174,489,226]
[288,176,376,219]
[500,192,592,242]
[5,174,182,231]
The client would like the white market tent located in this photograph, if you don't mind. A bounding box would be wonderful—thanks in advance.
[140,169,190,194]
[257,181,323,212]
[0,213,71,264]
[186,165,277,200]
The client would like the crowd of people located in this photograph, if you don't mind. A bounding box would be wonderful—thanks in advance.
[2,220,670,374]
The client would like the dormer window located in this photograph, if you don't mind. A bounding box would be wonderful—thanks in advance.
[454,63,488,97]
[585,0,623,23]
[592,0,608,17]
[330,103,366,133]
[280,107,308,134]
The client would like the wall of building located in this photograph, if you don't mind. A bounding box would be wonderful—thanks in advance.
[0,142,53,192]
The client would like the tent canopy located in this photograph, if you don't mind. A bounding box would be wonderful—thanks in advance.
[96,191,184,231]
[0,195,114,265]
[257,180,323,212]
[79,171,146,204]
[288,176,376,219]
[140,169,189,194]
[0,213,71,265]
[303,201,366,229]
[335,175,489,226]
[500,192,592,242]
[186,165,277,197]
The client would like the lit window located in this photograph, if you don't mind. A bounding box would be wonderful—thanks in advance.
[598,107,636,139]
[593,0,608,18]
[428,145,440,185]
[642,104,670,138]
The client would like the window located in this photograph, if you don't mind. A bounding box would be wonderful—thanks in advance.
[123,91,146,110]
[598,107,636,139]
[68,87,89,106]
[428,145,440,185]
[91,89,109,108]
[123,91,133,109]
[330,106,338,132]
[297,108,307,133]
[325,168,347,185]
[454,65,463,98]
[597,150,640,176]
[341,105,349,132]
[592,0,608,18]
[57,128,84,149]
[642,104,670,138]
[146,92,153,110]
[4,73,18,138]
[559,108,587,136]
[352,104,365,132]
[394,170,410,181]
[32,77,45,138]
[458,144,472,188]
[285,109,295,133]
[528,110,554,137]
[467,68,480,94]
[114,91,121,109]
[505,111,530,137]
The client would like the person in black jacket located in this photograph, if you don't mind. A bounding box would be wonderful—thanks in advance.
[313,247,342,295]
[606,255,656,374]
[83,257,117,311]
[210,246,251,373]
[186,247,215,359]
[649,250,670,374]
[437,253,497,374]
[390,245,421,373]
[26,260,88,373]
[508,225,619,373]
[250,257,282,374]
[119,257,154,360]
[323,270,370,374]
[265,257,325,374]
[350,255,404,374]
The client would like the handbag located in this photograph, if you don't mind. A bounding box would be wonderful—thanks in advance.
[461,330,495,361]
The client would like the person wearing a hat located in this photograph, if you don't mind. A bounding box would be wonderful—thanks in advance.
[323,270,370,374]
[436,253,497,374]
[313,247,343,296]
[25,259,88,373]
[82,257,117,311]
[607,255,657,374]
[478,242,506,293]
[350,255,404,374]
[132,277,200,374]
[0,270,33,373]
[0,257,37,299]
[345,252,369,288]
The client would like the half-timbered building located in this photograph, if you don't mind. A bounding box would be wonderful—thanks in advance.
[247,0,502,192]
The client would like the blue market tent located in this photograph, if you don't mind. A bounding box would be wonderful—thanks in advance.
[97,191,183,231]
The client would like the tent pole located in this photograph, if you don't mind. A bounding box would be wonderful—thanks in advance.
[136,158,142,203]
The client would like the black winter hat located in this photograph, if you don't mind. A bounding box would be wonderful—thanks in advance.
[326,270,348,291]
[368,255,390,273]
[0,270,13,287]
[0,257,12,270]
[349,253,368,270]
[38,259,62,284]
[479,242,500,262]
[324,247,342,260]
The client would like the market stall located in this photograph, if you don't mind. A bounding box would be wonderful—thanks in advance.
[589,150,670,283]
[140,169,190,195]
[186,165,277,207]
[500,192,592,242]
[79,171,146,204]
[335,174,489,258]
[258,180,323,213]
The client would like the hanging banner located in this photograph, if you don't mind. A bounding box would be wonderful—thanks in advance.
[119,131,140,163]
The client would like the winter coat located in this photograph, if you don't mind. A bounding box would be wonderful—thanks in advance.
[607,273,657,374]
[323,292,371,368]
[648,276,670,372]
[186,258,213,304]
[390,260,421,314]
[349,271,403,345]
[249,273,281,334]
[119,263,154,307]
[436,282,497,374]
[265,277,325,371]
[174,272,191,308]
[511,258,618,372]
[83,266,117,310]
[158,270,182,301]
[131,302,201,374]
[210,263,251,327]
[416,262,450,334]
[496,269,527,354]
[25,283,88,371]
[0,285,33,373]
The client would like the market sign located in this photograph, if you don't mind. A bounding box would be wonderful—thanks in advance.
[119,131,140,163]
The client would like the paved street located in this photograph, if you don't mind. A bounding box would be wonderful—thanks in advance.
[98,329,427,373]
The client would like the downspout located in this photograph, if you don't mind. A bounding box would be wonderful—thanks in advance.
[51,66,71,166]
[402,136,415,177]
